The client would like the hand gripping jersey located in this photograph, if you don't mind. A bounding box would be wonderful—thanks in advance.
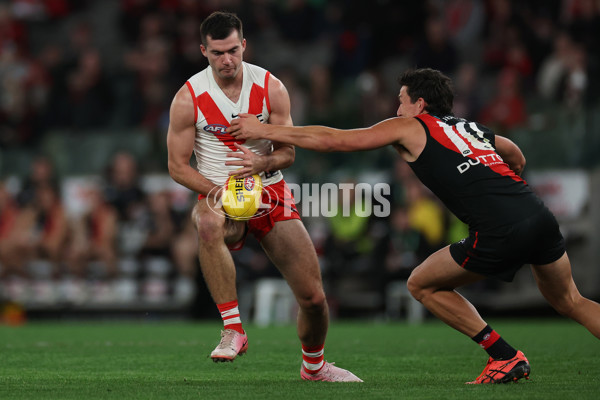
[185,62,283,187]
[410,114,544,231]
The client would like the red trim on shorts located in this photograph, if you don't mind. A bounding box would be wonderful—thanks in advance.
[461,231,478,268]
[185,81,198,122]
[197,180,299,251]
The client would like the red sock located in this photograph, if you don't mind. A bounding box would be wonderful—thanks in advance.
[302,344,325,374]
[216,300,244,334]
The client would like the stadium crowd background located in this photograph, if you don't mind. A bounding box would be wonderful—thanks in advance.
[1,0,599,321]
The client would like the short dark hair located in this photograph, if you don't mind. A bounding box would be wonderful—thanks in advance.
[398,68,454,116]
[200,11,243,45]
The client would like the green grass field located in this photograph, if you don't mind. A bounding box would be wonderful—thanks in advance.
[0,319,598,399]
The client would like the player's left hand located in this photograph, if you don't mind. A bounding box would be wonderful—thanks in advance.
[228,113,262,140]
[225,142,267,178]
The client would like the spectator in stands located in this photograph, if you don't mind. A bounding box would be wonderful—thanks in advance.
[0,39,49,146]
[103,152,149,262]
[64,48,113,129]
[17,155,58,207]
[443,0,485,59]
[103,152,146,222]
[503,33,533,79]
[170,213,197,282]
[306,64,334,125]
[481,0,515,72]
[321,182,385,315]
[357,70,397,127]
[561,42,589,109]
[537,30,573,101]
[384,206,431,281]
[404,180,446,253]
[140,190,177,260]
[0,182,21,278]
[479,67,527,134]
[65,185,118,280]
[412,16,458,75]
[63,20,95,67]
[324,183,374,276]
[562,0,600,55]
[452,62,481,120]
[0,4,27,51]
[11,183,68,281]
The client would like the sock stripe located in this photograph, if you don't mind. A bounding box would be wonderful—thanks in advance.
[479,331,501,349]
[301,344,325,374]
[223,316,241,325]
[217,300,239,312]
[221,309,240,318]
[302,349,324,358]
[303,355,323,364]
[217,301,244,334]
[302,344,324,353]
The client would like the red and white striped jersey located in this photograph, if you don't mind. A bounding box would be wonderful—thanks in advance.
[185,62,283,187]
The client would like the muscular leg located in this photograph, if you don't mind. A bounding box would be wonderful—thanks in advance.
[532,252,600,339]
[260,219,328,346]
[192,199,246,304]
[407,246,488,337]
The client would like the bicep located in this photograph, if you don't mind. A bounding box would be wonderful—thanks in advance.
[495,135,526,173]
[267,74,293,127]
[167,86,197,167]
[495,136,523,161]
[266,74,294,153]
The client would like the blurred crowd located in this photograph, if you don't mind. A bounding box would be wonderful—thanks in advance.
[0,152,198,306]
[1,0,599,315]
[1,0,599,148]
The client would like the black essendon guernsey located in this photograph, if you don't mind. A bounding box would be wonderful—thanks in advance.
[409,114,543,231]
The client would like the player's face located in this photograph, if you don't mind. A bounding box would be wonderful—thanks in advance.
[201,31,246,81]
[397,86,425,118]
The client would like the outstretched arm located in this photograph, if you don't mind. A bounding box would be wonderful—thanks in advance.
[228,114,409,152]
[495,136,526,176]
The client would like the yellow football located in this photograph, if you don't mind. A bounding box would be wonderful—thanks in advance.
[221,174,263,220]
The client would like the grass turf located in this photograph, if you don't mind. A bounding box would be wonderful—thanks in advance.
[0,319,598,399]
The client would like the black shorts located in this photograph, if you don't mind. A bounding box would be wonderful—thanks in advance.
[449,206,566,282]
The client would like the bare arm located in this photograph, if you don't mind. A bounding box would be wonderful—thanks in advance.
[263,74,295,170]
[495,136,526,176]
[167,85,221,197]
[228,115,414,153]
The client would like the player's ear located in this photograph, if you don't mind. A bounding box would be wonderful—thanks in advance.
[200,44,207,57]
[418,98,427,113]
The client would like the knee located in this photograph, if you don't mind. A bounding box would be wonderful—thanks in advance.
[192,208,225,244]
[296,289,327,315]
[550,294,580,318]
